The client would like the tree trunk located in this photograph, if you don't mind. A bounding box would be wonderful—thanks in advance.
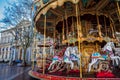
[22,48,27,66]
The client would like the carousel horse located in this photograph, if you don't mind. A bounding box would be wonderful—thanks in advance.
[88,52,105,72]
[103,41,120,66]
[48,61,67,73]
[48,46,80,71]
[64,46,80,69]
[48,48,65,70]
[88,41,120,72]
[88,28,104,37]
[89,28,98,35]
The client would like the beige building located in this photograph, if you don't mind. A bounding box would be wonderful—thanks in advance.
[0,28,14,62]
[0,20,54,63]
[0,20,32,62]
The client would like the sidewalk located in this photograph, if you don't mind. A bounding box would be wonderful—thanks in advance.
[0,63,32,80]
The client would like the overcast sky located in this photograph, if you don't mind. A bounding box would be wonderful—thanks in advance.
[0,0,16,31]
[0,0,16,38]
[0,0,6,19]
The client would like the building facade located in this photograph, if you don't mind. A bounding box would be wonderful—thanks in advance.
[0,28,14,62]
[0,20,54,63]
[0,20,33,62]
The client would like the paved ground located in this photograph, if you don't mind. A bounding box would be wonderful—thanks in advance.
[0,63,119,80]
[0,63,38,80]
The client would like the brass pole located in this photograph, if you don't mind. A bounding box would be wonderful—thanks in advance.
[110,20,115,38]
[32,28,37,70]
[76,3,82,78]
[96,42,99,52]
[62,17,65,40]
[96,14,102,37]
[72,16,75,45]
[53,23,56,43]
[116,1,120,22]
[32,40,34,70]
[112,22,117,38]
[65,11,69,44]
[78,11,82,38]
[66,11,68,36]
[109,16,117,39]
[104,16,107,37]
[53,21,56,56]
[72,16,74,37]
[85,21,88,36]
[43,14,46,74]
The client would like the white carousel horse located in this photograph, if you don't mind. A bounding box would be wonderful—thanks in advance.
[48,55,63,70]
[48,49,64,70]
[64,46,80,69]
[88,41,120,72]
[103,41,120,66]
[88,52,105,72]
[103,41,115,52]
[48,46,80,71]
[89,28,98,34]
[88,28,104,37]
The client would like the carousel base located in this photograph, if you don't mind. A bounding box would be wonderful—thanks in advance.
[28,70,119,80]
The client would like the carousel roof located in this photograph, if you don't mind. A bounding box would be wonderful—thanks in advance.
[33,0,120,40]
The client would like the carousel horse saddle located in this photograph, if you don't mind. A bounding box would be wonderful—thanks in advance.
[102,55,108,60]
[52,56,62,61]
[92,52,101,58]
[70,54,79,61]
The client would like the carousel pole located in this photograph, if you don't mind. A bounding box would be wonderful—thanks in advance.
[72,16,75,37]
[110,20,115,38]
[76,3,82,78]
[96,13,102,37]
[96,42,99,52]
[65,11,68,36]
[65,10,69,45]
[112,21,117,39]
[43,14,46,74]
[31,3,36,70]
[116,1,120,22]
[53,19,56,56]
[72,16,75,45]
[104,16,107,37]
[112,20,117,38]
[78,12,82,38]
[53,26,56,43]
[32,27,37,70]
[62,17,65,40]
[109,16,117,39]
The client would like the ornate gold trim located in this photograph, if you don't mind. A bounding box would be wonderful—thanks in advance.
[35,0,79,22]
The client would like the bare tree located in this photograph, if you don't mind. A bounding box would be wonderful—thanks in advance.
[8,20,34,66]
[0,0,33,28]
[0,0,34,66]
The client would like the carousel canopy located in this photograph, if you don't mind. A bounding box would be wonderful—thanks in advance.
[33,0,120,43]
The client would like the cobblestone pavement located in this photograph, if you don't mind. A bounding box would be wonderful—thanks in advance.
[0,63,38,80]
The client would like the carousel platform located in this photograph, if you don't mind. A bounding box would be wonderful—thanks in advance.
[28,70,119,80]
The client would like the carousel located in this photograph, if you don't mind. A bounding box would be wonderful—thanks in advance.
[29,0,120,79]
